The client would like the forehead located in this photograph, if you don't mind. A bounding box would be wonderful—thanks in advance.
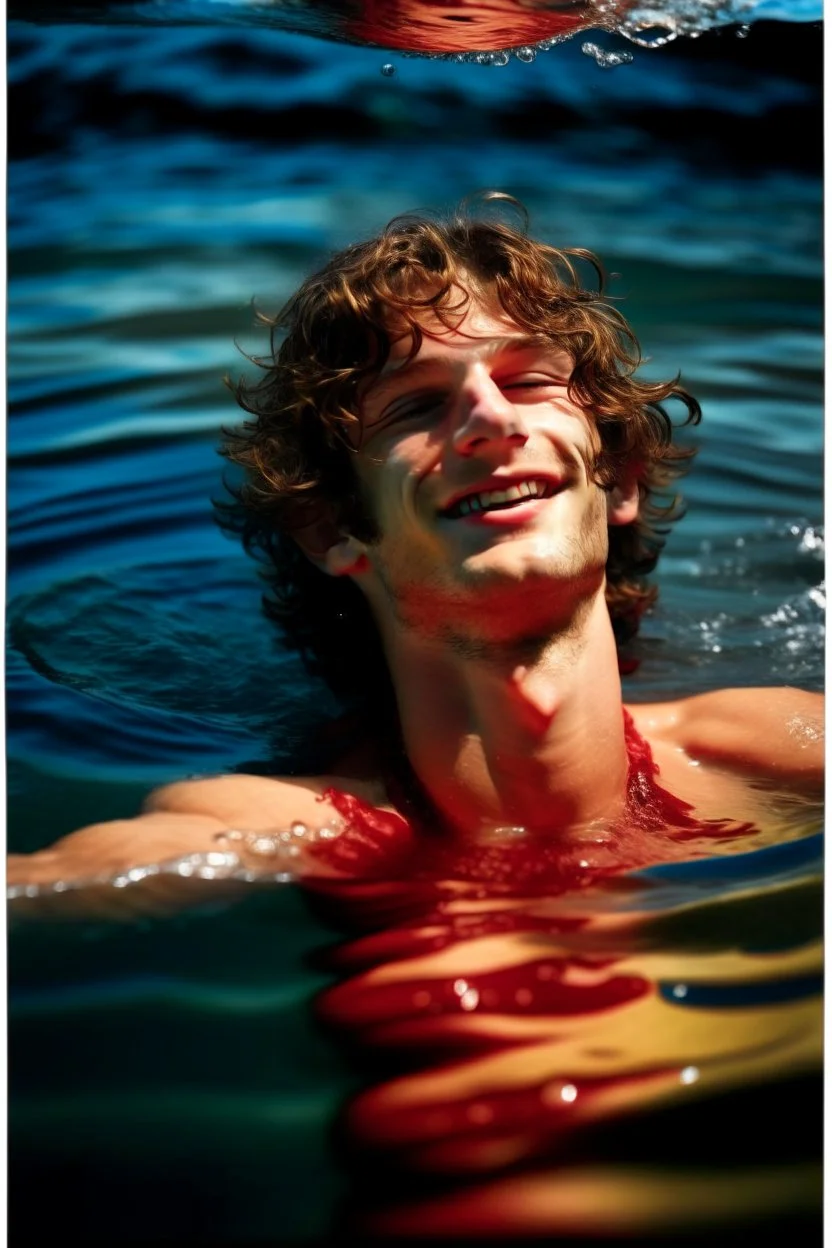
[387,300,523,358]
[385,299,544,365]
[365,299,572,407]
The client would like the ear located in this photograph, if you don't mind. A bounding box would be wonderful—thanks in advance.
[606,472,640,527]
[292,506,370,578]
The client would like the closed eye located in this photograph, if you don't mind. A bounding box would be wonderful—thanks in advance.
[380,392,447,425]
[501,376,568,392]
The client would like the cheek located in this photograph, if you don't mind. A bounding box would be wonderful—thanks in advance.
[380,438,438,506]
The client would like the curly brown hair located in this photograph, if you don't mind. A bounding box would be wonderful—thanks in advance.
[217,193,700,718]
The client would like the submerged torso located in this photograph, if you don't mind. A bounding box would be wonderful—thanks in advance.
[294,704,822,1239]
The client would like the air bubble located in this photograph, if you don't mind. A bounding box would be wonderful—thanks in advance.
[514,46,537,62]
[380,63,396,77]
[619,22,676,48]
[581,42,634,67]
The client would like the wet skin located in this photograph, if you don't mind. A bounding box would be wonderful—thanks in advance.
[6,297,824,914]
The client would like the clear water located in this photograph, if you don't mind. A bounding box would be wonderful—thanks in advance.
[7,7,823,1242]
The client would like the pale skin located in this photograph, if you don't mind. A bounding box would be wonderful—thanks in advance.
[7,296,824,918]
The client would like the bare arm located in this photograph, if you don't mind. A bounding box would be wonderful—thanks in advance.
[7,772,385,922]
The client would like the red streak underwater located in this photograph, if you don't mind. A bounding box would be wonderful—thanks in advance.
[345,0,605,53]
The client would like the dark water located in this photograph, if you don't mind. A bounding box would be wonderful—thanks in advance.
[7,7,823,1243]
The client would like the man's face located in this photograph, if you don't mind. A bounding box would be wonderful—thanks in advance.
[340,295,634,643]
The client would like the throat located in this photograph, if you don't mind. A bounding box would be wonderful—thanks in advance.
[385,592,630,838]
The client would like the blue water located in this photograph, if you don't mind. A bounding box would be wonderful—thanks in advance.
[7,9,823,1242]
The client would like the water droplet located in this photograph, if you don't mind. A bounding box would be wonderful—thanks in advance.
[380,63,396,77]
[459,988,480,1011]
[560,1083,578,1103]
[680,1065,700,1084]
[672,984,688,999]
[514,46,537,63]
[249,835,279,857]
[491,50,510,66]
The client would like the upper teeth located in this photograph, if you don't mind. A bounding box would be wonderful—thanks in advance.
[454,481,549,516]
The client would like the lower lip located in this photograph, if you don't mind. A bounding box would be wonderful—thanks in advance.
[447,496,553,526]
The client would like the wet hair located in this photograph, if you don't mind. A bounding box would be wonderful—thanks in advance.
[217,192,700,721]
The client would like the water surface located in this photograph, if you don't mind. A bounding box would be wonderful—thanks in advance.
[7,9,823,1242]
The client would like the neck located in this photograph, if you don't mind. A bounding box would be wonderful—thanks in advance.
[379,591,630,839]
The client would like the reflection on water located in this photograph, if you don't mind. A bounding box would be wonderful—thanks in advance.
[313,851,822,1237]
[8,0,823,56]
[7,8,823,1245]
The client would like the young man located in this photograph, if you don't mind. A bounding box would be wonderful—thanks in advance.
[7,196,823,917]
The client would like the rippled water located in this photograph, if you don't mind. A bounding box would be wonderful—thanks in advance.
[7,7,823,1243]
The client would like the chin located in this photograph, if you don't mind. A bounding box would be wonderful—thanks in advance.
[459,541,604,586]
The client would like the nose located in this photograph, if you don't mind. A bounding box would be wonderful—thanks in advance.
[450,370,529,458]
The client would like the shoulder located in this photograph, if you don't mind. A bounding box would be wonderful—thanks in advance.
[628,687,824,790]
[144,771,391,831]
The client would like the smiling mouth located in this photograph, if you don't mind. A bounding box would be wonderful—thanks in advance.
[442,479,559,519]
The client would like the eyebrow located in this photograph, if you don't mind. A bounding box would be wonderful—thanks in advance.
[365,334,570,409]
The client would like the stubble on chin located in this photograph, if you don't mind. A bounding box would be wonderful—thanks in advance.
[360,484,612,647]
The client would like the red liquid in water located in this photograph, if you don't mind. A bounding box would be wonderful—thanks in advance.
[301,713,758,1232]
